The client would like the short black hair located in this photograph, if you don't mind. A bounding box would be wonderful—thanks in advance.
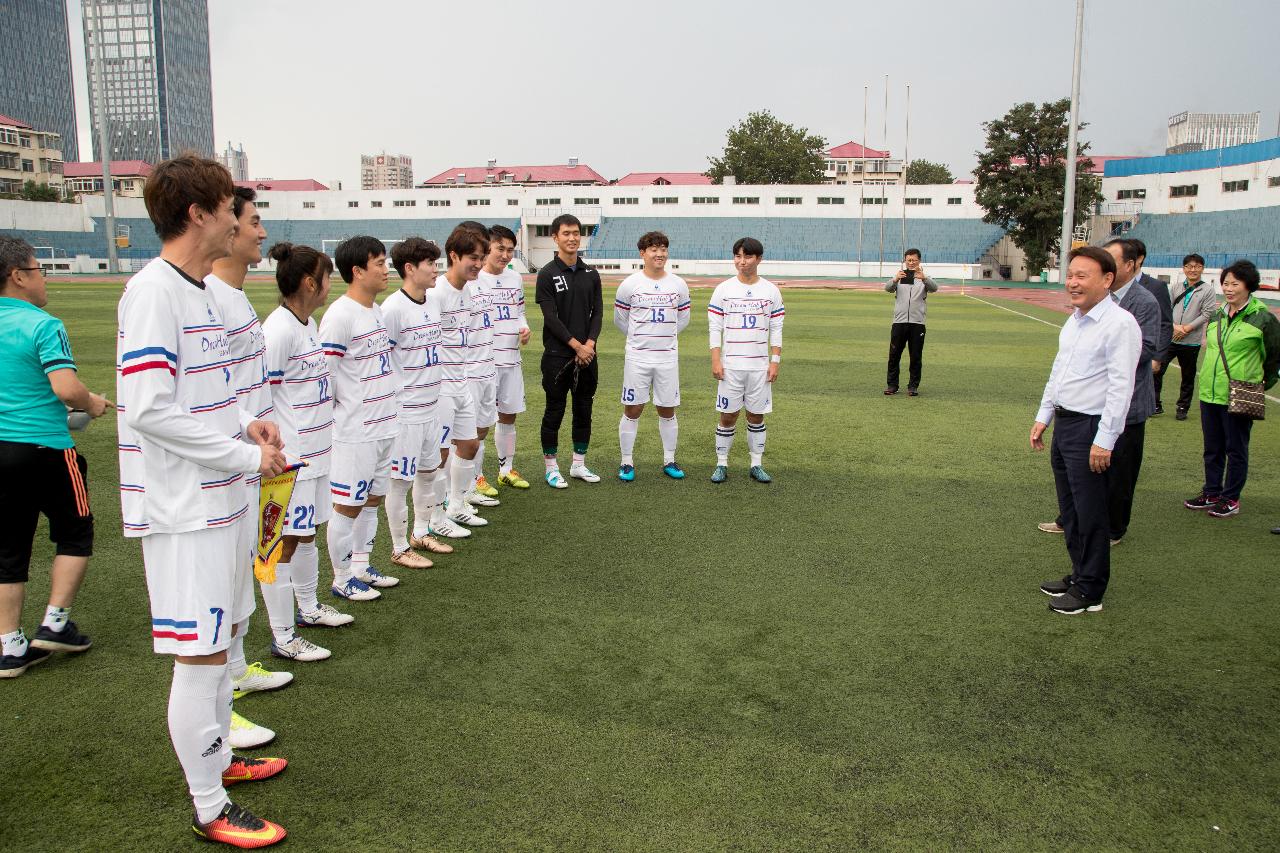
[458,220,488,233]
[637,231,669,251]
[0,235,35,292]
[334,235,386,284]
[1222,259,1261,292]
[550,213,581,236]
[488,224,517,245]
[445,225,489,264]
[1103,237,1140,265]
[1128,237,1147,260]
[1070,245,1117,279]
[1183,253,1206,266]
[904,248,921,259]
[231,185,256,219]
[390,236,441,279]
[732,237,764,258]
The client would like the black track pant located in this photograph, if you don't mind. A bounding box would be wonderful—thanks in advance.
[540,354,598,455]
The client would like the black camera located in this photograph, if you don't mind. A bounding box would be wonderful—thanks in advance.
[901,269,916,284]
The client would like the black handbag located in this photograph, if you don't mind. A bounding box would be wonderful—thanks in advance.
[1216,315,1266,420]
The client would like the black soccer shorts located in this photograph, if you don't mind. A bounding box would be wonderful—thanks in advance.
[0,440,94,583]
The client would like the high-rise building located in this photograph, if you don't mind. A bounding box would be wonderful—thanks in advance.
[218,141,249,181]
[0,0,78,163]
[1166,111,1260,155]
[361,152,413,190]
[83,0,215,163]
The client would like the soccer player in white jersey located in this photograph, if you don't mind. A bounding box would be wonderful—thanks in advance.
[462,226,503,510]
[118,156,288,847]
[207,188,326,703]
[319,236,402,601]
[614,231,691,481]
[261,242,354,640]
[478,224,532,489]
[431,225,489,532]
[707,237,784,484]
[384,237,456,562]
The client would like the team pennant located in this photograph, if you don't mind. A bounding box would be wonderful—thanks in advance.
[254,462,306,584]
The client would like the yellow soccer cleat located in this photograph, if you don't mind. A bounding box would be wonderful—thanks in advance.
[474,475,500,497]
[498,469,530,489]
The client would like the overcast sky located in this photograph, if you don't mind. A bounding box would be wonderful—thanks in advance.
[70,0,1277,185]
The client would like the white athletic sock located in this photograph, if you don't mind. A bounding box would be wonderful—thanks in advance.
[473,442,485,485]
[431,465,449,526]
[41,605,70,632]
[571,451,586,468]
[618,415,639,466]
[449,455,474,509]
[413,468,439,538]
[715,425,736,466]
[658,416,678,465]
[387,478,412,553]
[215,665,233,772]
[543,454,558,474]
[349,504,379,575]
[326,511,356,584]
[747,421,766,466]
[228,622,247,680]
[1,628,27,657]
[495,423,516,475]
[260,560,295,645]
[291,541,320,613]
[168,661,230,825]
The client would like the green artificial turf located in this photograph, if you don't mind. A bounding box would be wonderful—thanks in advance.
[3,278,1278,851]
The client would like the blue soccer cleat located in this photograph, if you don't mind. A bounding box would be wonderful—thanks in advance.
[663,462,685,480]
[710,465,728,484]
[749,465,772,484]
[618,464,635,482]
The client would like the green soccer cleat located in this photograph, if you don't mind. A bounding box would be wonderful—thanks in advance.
[710,465,728,484]
[749,465,772,484]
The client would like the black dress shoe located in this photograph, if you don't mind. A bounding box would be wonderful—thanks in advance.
[1153,404,1164,415]
[1271,526,1280,535]
[1175,409,1188,421]
[884,387,898,396]
[907,388,919,396]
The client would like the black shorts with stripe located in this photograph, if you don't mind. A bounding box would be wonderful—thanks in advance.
[0,440,94,583]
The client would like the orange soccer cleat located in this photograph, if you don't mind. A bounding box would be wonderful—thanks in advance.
[221,753,288,786]
[192,802,286,848]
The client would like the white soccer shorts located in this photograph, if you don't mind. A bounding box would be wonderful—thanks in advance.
[143,521,254,656]
[329,437,394,506]
[285,476,333,536]
[496,365,526,415]
[436,391,478,447]
[716,368,772,415]
[389,415,442,480]
[621,360,681,408]
[470,378,498,429]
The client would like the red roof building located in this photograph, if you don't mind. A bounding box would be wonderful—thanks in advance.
[236,179,328,192]
[420,162,606,187]
[1008,155,1136,175]
[825,141,890,159]
[613,172,712,186]
[63,160,153,178]
[0,114,33,129]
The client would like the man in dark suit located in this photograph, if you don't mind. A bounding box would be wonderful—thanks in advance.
[1129,238,1173,415]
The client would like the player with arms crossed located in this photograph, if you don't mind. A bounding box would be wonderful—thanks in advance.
[479,224,532,489]
[261,242,354,642]
[383,237,455,563]
[707,237,784,483]
[615,231,691,480]
[320,236,401,602]
[117,155,288,847]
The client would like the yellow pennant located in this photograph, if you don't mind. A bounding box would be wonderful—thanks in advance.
[254,463,305,584]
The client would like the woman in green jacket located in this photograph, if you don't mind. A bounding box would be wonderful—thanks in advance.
[1184,259,1280,518]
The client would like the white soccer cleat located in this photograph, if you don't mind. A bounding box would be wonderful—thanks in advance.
[465,489,500,507]
[569,465,601,483]
[446,505,489,527]
[429,518,472,539]
[331,578,381,601]
[545,469,568,489]
[355,567,400,588]
[296,603,354,627]
[270,635,331,662]
[229,711,275,749]
[231,661,293,697]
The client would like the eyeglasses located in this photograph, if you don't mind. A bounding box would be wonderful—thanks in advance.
[17,266,44,274]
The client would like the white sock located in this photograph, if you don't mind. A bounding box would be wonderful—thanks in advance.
[326,510,356,584]
[618,415,639,466]
[449,455,474,509]
[42,605,70,632]
[291,541,320,613]
[431,465,449,526]
[413,468,439,538]
[168,661,230,825]
[216,665,233,772]
[228,621,247,680]
[715,425,736,466]
[543,454,558,474]
[1,628,27,657]
[349,504,379,575]
[571,451,586,468]
[495,423,516,475]
[260,560,295,646]
[658,416,678,465]
[473,442,486,486]
[747,421,766,466]
[388,478,412,553]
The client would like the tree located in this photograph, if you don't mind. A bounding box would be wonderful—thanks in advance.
[905,159,953,185]
[20,180,61,202]
[973,99,1103,277]
[706,110,827,185]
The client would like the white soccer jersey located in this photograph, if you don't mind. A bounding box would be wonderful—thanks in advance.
[614,271,692,365]
[464,278,497,382]
[707,277,785,371]
[317,294,399,442]
[262,306,333,481]
[434,275,471,397]
[382,288,443,424]
[479,268,529,369]
[116,258,261,537]
[205,275,273,421]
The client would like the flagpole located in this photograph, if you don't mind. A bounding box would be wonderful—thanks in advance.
[858,86,867,279]
[879,74,888,280]
[1058,0,1085,285]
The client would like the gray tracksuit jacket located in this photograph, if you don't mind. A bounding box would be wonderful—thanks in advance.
[885,275,939,325]
[1169,280,1219,347]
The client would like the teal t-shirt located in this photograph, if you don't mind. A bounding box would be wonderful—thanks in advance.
[0,296,76,449]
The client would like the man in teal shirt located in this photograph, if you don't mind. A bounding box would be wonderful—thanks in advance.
[0,237,111,678]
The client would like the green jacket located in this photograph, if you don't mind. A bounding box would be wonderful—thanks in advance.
[1199,296,1280,405]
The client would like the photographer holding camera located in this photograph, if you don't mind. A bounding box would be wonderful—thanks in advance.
[884,248,938,396]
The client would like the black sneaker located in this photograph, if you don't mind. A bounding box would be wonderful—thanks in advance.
[907,388,919,397]
[884,387,898,396]
[1175,409,1188,421]
[1184,493,1217,511]
[1040,575,1072,597]
[1153,403,1164,416]
[31,620,92,653]
[1048,588,1103,614]
[0,644,52,678]
[1208,499,1240,518]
